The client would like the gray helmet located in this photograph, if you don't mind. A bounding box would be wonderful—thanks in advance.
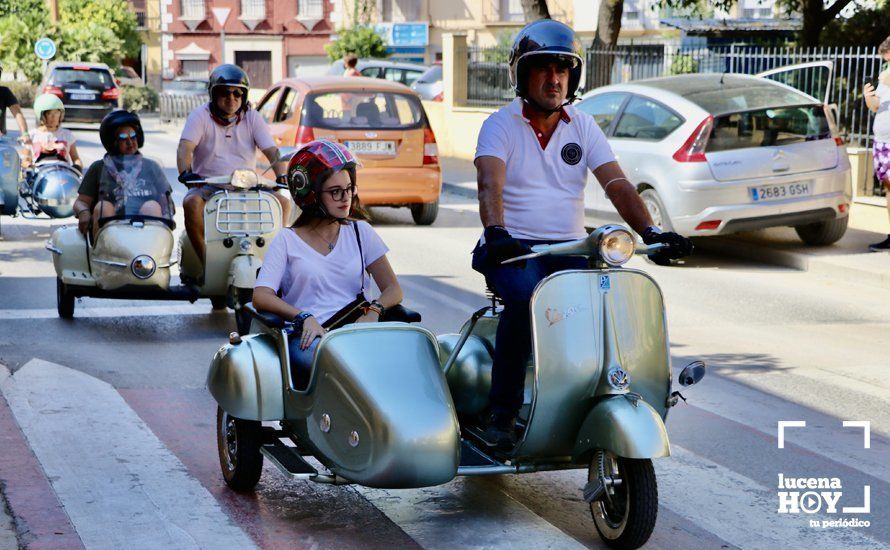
[208,63,250,95]
[508,19,583,101]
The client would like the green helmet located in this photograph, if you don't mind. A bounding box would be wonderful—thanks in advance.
[33,93,65,124]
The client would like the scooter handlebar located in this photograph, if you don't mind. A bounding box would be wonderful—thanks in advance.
[500,240,667,265]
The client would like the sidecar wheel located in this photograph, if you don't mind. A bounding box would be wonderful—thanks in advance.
[216,406,263,492]
[589,452,657,549]
[57,278,74,319]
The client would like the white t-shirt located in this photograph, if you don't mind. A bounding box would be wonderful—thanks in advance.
[30,128,76,163]
[180,104,276,177]
[255,221,389,324]
[475,98,616,240]
[873,76,890,143]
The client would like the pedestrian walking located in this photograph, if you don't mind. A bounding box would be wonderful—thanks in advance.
[863,35,890,251]
[343,54,361,77]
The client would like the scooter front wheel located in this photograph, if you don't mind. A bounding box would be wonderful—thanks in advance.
[589,451,658,549]
[56,278,74,319]
[216,406,263,492]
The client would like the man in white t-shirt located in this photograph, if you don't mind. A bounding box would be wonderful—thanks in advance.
[176,64,290,268]
[473,20,693,448]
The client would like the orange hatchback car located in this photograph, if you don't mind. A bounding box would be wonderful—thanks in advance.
[255,76,442,225]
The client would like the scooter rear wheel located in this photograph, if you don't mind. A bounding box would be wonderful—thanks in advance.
[216,406,263,492]
[57,278,74,319]
[589,451,658,549]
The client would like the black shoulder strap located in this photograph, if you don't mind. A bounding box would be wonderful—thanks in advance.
[352,222,365,293]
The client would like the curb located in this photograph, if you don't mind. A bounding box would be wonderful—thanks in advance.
[442,182,890,290]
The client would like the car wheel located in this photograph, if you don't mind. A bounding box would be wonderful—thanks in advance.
[794,216,848,246]
[639,189,673,232]
[217,406,263,492]
[57,278,75,319]
[410,200,439,226]
[589,451,658,549]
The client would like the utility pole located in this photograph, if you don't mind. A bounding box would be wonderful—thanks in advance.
[46,0,59,24]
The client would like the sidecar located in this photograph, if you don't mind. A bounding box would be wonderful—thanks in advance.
[22,160,80,218]
[0,137,22,216]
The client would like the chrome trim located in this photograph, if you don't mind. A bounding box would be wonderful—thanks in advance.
[45,241,62,255]
[92,259,128,268]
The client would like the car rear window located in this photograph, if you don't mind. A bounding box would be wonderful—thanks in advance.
[302,91,424,130]
[707,105,831,153]
[51,68,114,89]
[416,65,442,83]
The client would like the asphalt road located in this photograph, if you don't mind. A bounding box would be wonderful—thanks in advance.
[0,122,887,549]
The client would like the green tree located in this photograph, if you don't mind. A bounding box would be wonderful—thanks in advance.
[325,25,388,62]
[58,22,123,66]
[59,0,140,60]
[0,0,50,82]
[820,2,890,46]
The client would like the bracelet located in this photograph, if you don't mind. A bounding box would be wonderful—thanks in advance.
[370,300,385,317]
[603,177,630,192]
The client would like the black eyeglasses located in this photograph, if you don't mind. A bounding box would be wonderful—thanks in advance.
[218,88,245,99]
[322,184,356,201]
[117,131,137,141]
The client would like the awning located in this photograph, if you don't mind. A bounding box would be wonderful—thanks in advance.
[174,42,211,61]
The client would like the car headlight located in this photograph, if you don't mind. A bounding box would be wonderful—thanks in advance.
[239,237,252,252]
[598,227,636,267]
[131,255,156,279]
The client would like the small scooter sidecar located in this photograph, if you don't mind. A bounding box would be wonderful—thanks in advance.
[0,138,21,216]
[209,321,461,489]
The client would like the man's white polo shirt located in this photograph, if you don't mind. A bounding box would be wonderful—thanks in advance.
[475,98,615,241]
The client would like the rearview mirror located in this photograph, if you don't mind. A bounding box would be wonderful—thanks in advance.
[678,360,706,387]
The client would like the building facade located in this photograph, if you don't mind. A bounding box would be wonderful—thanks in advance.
[159,0,338,92]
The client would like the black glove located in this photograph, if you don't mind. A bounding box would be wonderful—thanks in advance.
[642,226,693,266]
[484,225,532,268]
[178,170,202,187]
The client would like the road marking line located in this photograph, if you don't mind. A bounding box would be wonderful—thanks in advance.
[0,304,217,320]
[356,479,585,549]
[0,360,256,549]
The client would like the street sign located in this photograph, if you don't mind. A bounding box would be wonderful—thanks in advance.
[211,7,231,26]
[34,37,56,60]
[391,23,428,47]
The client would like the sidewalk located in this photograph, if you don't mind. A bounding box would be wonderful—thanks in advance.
[439,157,890,290]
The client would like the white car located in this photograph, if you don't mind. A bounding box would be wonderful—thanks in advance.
[577,62,852,245]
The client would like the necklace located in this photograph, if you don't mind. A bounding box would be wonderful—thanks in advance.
[311,225,338,251]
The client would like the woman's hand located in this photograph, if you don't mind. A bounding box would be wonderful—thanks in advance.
[300,316,326,350]
[356,311,380,324]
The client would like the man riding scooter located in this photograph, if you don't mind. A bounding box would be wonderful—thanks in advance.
[176,64,291,273]
[473,19,693,449]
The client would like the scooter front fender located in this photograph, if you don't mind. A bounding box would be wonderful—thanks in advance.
[207,333,284,421]
[228,254,261,290]
[573,396,670,462]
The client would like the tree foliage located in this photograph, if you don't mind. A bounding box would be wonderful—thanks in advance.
[820,2,890,47]
[0,0,139,82]
[325,26,388,62]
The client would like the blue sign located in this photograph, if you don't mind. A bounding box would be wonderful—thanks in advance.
[391,23,428,47]
[34,37,56,60]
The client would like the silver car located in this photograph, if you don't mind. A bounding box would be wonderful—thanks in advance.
[411,64,443,101]
[577,62,851,245]
[326,59,428,86]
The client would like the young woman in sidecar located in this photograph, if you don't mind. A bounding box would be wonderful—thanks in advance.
[252,139,403,388]
[71,110,172,240]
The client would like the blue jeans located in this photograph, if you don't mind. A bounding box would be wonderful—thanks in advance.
[288,336,320,390]
[472,240,587,418]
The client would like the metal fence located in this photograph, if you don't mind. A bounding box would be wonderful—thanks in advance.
[159,94,208,124]
[466,44,883,149]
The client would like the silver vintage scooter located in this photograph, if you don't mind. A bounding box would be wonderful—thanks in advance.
[47,169,283,332]
[208,224,705,549]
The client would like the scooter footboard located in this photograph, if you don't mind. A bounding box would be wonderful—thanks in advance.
[305,324,460,488]
[207,333,284,421]
[572,396,670,462]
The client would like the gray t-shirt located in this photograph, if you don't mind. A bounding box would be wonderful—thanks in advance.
[873,79,890,143]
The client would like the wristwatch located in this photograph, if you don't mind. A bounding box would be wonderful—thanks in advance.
[293,311,313,333]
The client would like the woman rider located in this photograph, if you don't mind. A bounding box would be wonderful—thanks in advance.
[72,110,172,239]
[253,139,403,388]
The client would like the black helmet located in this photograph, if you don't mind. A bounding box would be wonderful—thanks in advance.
[208,63,250,95]
[99,110,144,153]
[508,19,583,102]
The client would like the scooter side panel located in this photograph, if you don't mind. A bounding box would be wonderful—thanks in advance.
[207,333,284,421]
[92,223,174,290]
[573,396,670,460]
[299,324,460,488]
[49,226,94,286]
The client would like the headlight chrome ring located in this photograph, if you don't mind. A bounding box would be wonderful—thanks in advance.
[598,227,636,267]
[131,255,157,279]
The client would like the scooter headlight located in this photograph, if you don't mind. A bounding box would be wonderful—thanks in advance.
[239,237,252,253]
[598,227,636,266]
[131,255,156,279]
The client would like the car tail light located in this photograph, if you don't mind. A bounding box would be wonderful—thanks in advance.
[824,105,844,146]
[423,126,438,165]
[673,115,713,163]
[72,65,91,71]
[432,91,444,102]
[695,220,721,230]
[101,87,120,101]
[43,85,64,99]
[838,203,847,213]
[294,125,315,147]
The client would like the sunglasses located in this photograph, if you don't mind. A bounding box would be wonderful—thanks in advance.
[322,184,356,201]
[217,89,245,99]
[117,131,137,141]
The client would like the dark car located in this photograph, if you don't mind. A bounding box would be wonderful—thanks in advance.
[40,62,120,123]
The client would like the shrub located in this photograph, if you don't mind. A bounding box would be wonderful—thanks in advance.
[0,81,37,107]
[121,84,158,112]
[669,54,699,76]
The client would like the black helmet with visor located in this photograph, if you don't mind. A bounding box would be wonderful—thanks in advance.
[508,19,584,105]
[99,110,144,154]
